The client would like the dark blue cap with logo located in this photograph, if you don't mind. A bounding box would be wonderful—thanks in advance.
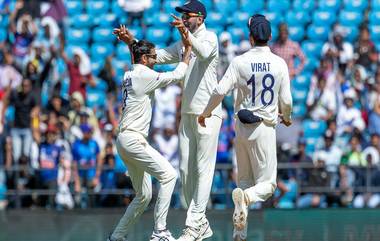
[247,14,271,41]
[175,0,207,19]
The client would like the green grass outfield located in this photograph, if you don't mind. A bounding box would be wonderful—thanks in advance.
[1,209,380,241]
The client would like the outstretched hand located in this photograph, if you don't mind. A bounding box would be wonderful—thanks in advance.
[171,14,191,47]
[113,24,134,45]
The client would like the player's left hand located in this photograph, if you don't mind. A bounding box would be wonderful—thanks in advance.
[198,113,211,127]
[171,14,187,35]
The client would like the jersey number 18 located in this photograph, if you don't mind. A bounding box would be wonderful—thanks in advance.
[247,73,275,106]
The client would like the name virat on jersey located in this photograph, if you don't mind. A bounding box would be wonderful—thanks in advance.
[251,62,271,72]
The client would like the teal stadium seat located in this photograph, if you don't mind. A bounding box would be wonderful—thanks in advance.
[116,44,131,62]
[262,11,284,27]
[146,13,171,27]
[372,0,380,11]
[285,11,310,27]
[340,25,359,42]
[0,15,9,28]
[96,13,117,27]
[339,11,363,27]
[303,119,327,138]
[146,28,171,44]
[70,14,93,29]
[91,60,104,76]
[92,27,115,42]
[369,11,380,25]
[207,12,227,28]
[0,28,6,42]
[344,0,368,12]
[292,104,307,119]
[293,0,315,12]
[318,0,341,11]
[303,57,320,72]
[65,1,83,16]
[288,26,305,42]
[307,25,330,41]
[267,0,291,13]
[111,1,124,17]
[227,27,248,43]
[86,1,109,16]
[302,41,324,58]
[240,0,264,13]
[312,11,337,26]
[293,73,312,90]
[370,25,380,41]
[162,0,183,13]
[91,44,114,61]
[66,29,90,44]
[292,88,308,103]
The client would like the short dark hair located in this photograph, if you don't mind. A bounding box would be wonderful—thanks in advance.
[131,40,155,63]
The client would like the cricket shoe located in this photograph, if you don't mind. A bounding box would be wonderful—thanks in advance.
[177,220,213,241]
[232,188,248,231]
[106,235,127,241]
[233,224,247,241]
[150,229,176,241]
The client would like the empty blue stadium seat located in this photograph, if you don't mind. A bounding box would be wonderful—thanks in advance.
[292,88,308,103]
[339,11,363,26]
[285,11,310,27]
[240,0,264,13]
[340,25,359,42]
[127,27,144,40]
[370,25,380,41]
[96,13,117,27]
[92,27,115,42]
[66,29,90,44]
[318,0,341,11]
[145,0,162,15]
[227,27,248,43]
[344,0,368,11]
[373,0,380,11]
[91,60,104,76]
[91,43,114,61]
[369,11,380,25]
[288,26,305,41]
[302,41,324,57]
[267,0,291,13]
[207,11,227,27]
[303,119,327,138]
[87,1,109,16]
[0,15,9,27]
[307,25,330,41]
[303,57,320,72]
[113,59,129,85]
[0,28,6,42]
[146,28,171,44]
[293,73,312,89]
[312,11,337,26]
[293,0,315,12]
[70,14,93,28]
[305,137,319,153]
[215,0,238,15]
[162,0,182,13]
[231,11,250,28]
[65,1,83,16]
[86,88,106,109]
[146,13,171,27]
[116,44,131,61]
[111,1,124,17]
[292,104,307,119]
[375,41,380,52]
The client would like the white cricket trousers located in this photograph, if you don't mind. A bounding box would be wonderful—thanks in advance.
[235,120,277,204]
[179,114,222,228]
[111,130,177,240]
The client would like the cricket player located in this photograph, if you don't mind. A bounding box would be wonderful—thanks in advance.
[198,14,293,241]
[116,1,222,240]
[107,27,192,241]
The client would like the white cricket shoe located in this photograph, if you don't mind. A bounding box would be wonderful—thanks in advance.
[233,224,247,241]
[177,220,213,241]
[150,229,176,241]
[232,188,248,231]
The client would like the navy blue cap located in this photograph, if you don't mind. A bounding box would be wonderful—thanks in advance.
[175,0,207,19]
[247,14,271,41]
[80,123,92,133]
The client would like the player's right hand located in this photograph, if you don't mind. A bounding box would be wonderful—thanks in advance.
[113,24,134,45]
[198,113,211,127]
[280,119,292,126]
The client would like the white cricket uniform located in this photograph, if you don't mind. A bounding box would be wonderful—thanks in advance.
[157,23,222,228]
[203,46,292,204]
[111,62,188,240]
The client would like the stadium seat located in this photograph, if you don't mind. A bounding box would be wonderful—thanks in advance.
[0,28,6,42]
[293,73,312,89]
[292,88,308,103]
[344,0,368,11]
[70,14,93,29]
[95,13,117,27]
[91,43,114,61]
[339,11,363,27]
[146,28,171,44]
[293,0,315,12]
[207,11,227,28]
[86,88,106,109]
[145,0,162,15]
[307,25,330,41]
[227,27,248,44]
[302,41,324,57]
[127,27,144,41]
[65,1,83,16]
[319,0,341,11]
[373,0,380,11]
[146,13,171,27]
[267,0,291,13]
[92,27,115,42]
[285,11,310,27]
[215,0,238,15]
[292,103,307,119]
[262,11,284,27]
[240,0,264,13]
[375,41,380,52]
[86,1,109,16]
[0,14,9,28]
[370,25,380,41]
[312,11,337,26]
[340,25,359,42]
[288,26,305,42]
[305,137,319,154]
[66,28,90,44]
[162,0,182,13]
[369,11,380,25]
[303,57,320,72]
[116,44,131,62]
[111,1,124,17]
[231,11,250,28]
[91,60,104,76]
[303,119,327,138]
[113,59,129,85]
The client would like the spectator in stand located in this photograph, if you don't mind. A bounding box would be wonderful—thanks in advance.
[12,0,41,20]
[354,26,378,73]
[368,88,380,136]
[218,32,237,79]
[271,23,306,80]
[59,37,95,99]
[322,25,354,74]
[5,79,38,163]
[288,139,312,184]
[309,57,339,97]
[153,122,180,171]
[0,50,23,91]
[306,74,337,121]
[38,124,64,208]
[332,164,355,207]
[98,56,117,96]
[72,123,102,208]
[117,0,151,29]
[362,134,380,167]
[336,89,365,137]
[341,135,366,167]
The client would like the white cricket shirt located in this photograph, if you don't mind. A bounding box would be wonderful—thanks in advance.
[118,62,188,137]
[203,46,292,125]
